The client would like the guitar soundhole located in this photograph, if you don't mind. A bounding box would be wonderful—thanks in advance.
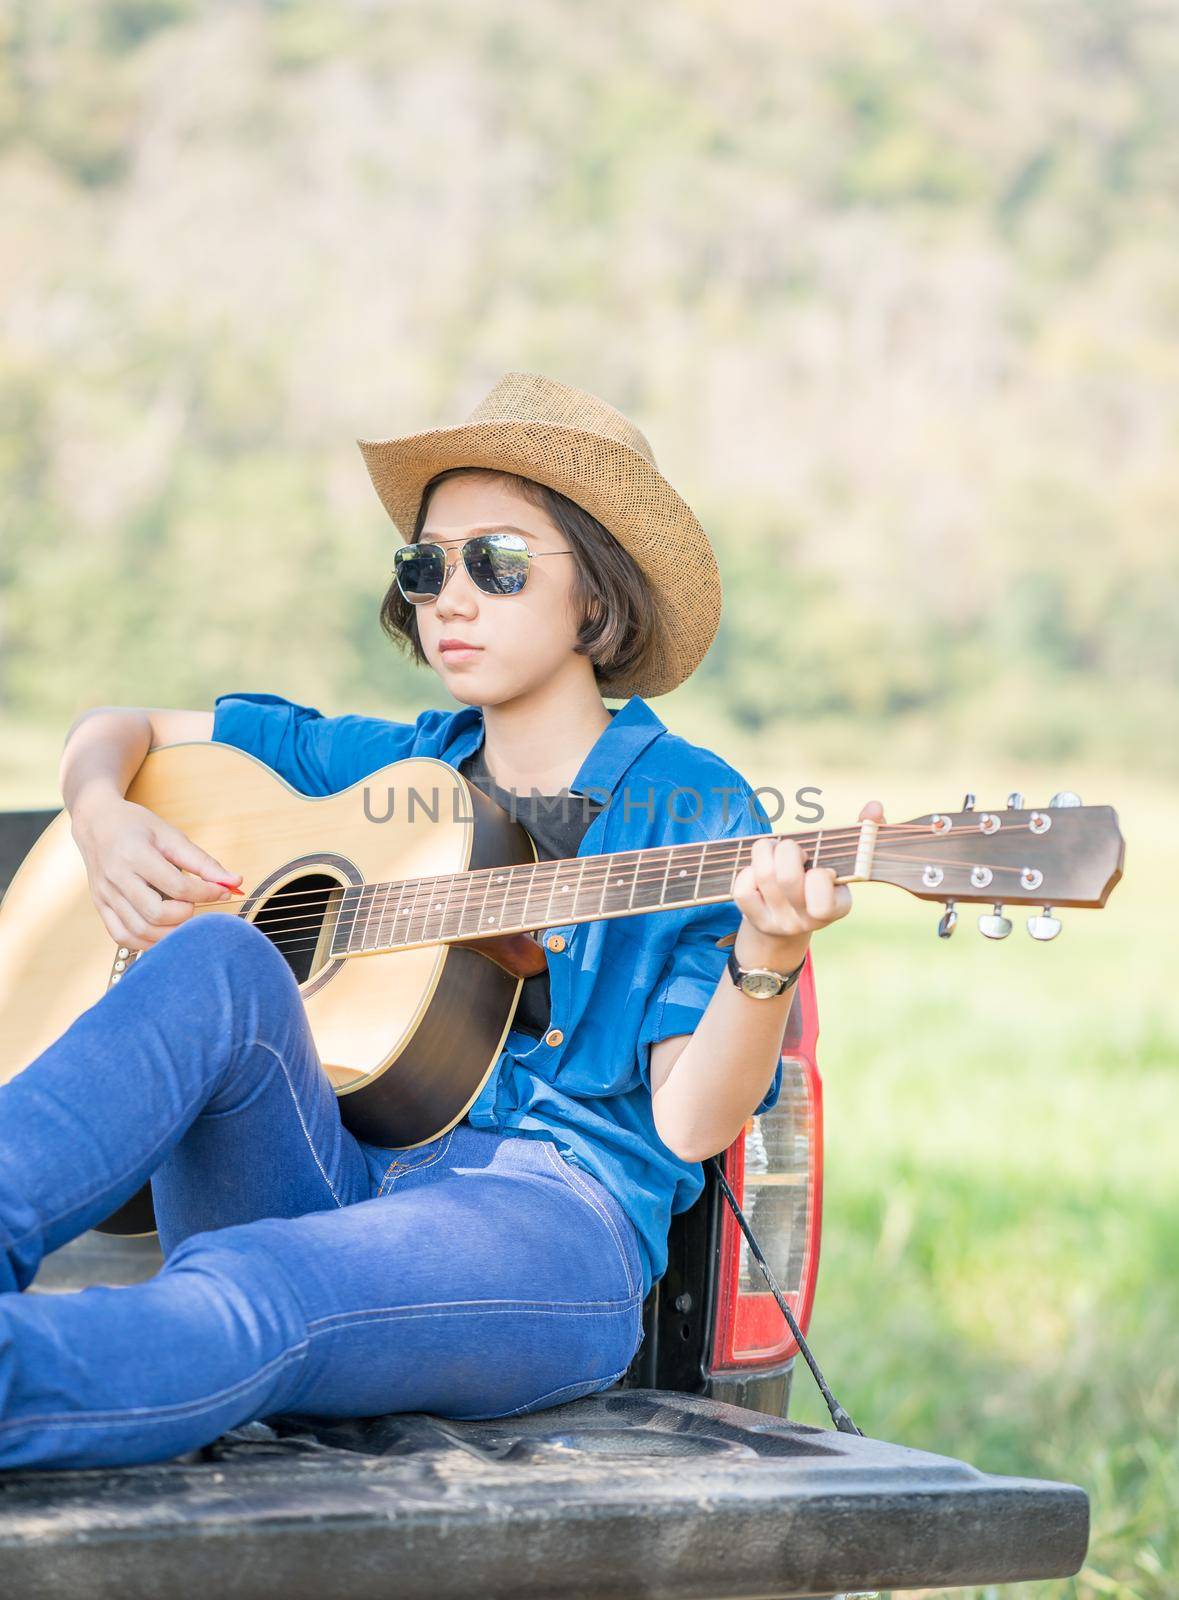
[250,871,340,983]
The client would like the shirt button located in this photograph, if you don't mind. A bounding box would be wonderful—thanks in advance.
[546,934,566,952]
[544,1028,564,1047]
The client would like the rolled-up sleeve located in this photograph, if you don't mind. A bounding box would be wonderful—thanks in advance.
[636,781,784,1115]
[211,691,420,797]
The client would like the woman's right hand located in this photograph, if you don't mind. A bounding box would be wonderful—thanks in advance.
[69,795,243,951]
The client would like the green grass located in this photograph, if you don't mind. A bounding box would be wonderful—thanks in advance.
[780,763,1177,1599]
[3,724,1173,1596]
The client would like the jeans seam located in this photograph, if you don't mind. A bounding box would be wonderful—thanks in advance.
[541,1141,638,1298]
[0,1341,311,1433]
[497,1364,632,1417]
[248,1038,344,1208]
[377,1127,455,1196]
[306,1290,642,1332]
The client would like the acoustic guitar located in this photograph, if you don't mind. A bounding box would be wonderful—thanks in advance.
[0,740,1124,1237]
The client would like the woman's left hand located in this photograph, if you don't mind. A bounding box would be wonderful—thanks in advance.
[732,799,886,970]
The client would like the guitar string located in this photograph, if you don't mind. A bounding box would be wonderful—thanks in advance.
[184,819,1045,930]
[182,824,1049,944]
[173,852,1055,963]
[181,829,1047,945]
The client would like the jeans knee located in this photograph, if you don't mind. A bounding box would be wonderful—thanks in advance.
[169,911,293,988]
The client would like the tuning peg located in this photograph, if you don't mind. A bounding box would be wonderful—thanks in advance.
[1007,791,1024,809]
[937,900,958,938]
[1049,791,1082,808]
[961,792,976,811]
[978,903,1012,939]
[1027,907,1062,941]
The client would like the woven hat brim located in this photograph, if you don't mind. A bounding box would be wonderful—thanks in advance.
[356,418,721,698]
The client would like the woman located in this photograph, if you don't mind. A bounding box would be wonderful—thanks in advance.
[0,372,881,1470]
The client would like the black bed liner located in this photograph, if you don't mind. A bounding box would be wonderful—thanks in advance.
[0,1390,1088,1600]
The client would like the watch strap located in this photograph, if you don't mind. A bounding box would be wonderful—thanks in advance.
[726,946,807,994]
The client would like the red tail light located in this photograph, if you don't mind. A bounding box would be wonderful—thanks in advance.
[708,955,823,1372]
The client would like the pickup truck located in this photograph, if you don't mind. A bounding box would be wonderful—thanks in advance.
[0,805,1090,1600]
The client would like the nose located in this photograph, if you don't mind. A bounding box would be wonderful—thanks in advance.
[434,548,479,617]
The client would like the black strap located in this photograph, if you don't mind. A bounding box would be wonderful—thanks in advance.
[708,1155,863,1436]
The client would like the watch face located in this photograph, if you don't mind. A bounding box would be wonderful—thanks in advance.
[740,970,784,999]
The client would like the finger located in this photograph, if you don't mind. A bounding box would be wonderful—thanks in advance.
[769,837,808,914]
[749,834,799,896]
[805,870,854,923]
[112,877,193,940]
[96,899,136,951]
[105,886,163,950]
[115,871,169,928]
[858,798,886,824]
[803,865,839,921]
[157,830,242,889]
[137,846,231,905]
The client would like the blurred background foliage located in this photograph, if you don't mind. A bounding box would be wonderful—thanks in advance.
[1,4,1176,1596]
[1,0,1178,779]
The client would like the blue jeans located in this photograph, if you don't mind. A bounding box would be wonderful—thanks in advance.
[0,913,645,1470]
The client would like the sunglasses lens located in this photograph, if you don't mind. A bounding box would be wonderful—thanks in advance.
[394,543,445,604]
[466,533,530,596]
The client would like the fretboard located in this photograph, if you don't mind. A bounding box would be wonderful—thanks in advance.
[328,828,861,958]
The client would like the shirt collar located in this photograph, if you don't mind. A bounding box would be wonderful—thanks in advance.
[442,694,666,799]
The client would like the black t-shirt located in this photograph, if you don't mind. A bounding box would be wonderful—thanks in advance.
[458,742,606,1037]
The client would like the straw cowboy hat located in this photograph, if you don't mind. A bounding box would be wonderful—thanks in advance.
[355,371,721,698]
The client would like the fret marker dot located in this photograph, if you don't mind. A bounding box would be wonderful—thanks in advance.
[561,885,570,891]
[486,915,496,924]
[678,869,687,877]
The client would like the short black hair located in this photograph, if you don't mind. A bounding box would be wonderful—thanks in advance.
[378,465,659,691]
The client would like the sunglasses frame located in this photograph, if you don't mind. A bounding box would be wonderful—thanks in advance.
[392,531,575,604]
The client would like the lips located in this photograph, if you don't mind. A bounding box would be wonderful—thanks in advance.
[439,639,482,656]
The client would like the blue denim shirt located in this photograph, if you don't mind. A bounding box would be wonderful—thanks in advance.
[211,689,783,1298]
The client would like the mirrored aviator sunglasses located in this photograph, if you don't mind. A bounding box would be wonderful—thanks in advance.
[392,531,574,604]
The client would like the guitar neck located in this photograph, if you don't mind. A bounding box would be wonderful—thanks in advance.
[329,822,875,958]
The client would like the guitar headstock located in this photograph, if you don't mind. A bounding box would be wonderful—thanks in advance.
[872,791,1124,940]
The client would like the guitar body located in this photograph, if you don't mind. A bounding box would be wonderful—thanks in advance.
[0,742,541,1237]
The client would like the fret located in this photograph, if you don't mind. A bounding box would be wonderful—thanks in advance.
[520,859,539,931]
[434,868,458,943]
[482,865,513,932]
[629,845,669,911]
[598,850,637,915]
[375,878,396,948]
[657,844,673,910]
[538,858,560,931]
[403,873,426,946]
[386,878,407,948]
[663,842,705,905]
[690,841,705,905]
[445,863,472,940]
[348,885,369,954]
[361,883,382,951]
[332,885,362,957]
[548,856,587,924]
[496,859,527,933]
[698,837,743,898]
[457,864,488,938]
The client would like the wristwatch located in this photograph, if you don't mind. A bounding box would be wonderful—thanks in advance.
[726,946,807,1000]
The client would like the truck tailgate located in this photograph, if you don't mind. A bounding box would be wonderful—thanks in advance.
[0,1388,1088,1600]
